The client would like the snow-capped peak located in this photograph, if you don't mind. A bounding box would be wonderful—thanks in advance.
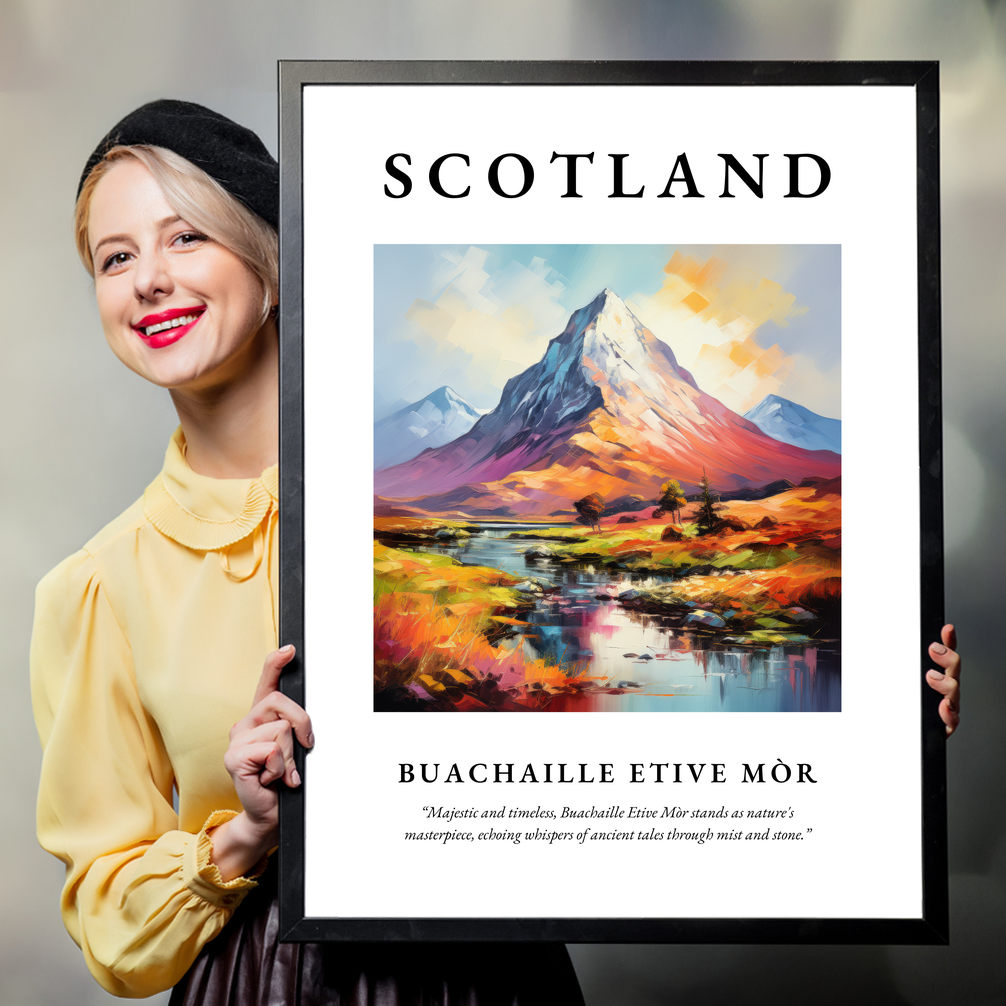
[572,289,682,398]
[743,394,841,454]
[374,385,483,469]
[422,385,482,419]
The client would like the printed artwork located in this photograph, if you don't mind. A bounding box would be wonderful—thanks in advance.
[373,245,841,712]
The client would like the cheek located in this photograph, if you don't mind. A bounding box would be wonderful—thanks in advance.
[94,286,132,345]
[194,252,266,332]
[222,267,268,333]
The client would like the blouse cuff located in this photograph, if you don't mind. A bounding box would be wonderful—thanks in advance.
[183,810,269,909]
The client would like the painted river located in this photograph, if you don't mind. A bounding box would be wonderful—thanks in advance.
[410,524,841,713]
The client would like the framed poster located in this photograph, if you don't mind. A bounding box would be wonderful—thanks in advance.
[277,61,946,943]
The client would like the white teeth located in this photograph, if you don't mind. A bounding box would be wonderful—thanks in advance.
[142,313,199,337]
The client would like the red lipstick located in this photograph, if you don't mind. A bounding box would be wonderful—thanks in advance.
[132,306,205,349]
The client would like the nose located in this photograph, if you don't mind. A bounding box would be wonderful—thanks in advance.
[133,247,173,303]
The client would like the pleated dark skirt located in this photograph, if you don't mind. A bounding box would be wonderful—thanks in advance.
[169,869,585,1006]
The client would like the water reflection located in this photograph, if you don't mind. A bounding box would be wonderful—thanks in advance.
[410,525,840,713]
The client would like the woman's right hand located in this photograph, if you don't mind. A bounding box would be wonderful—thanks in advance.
[209,645,314,881]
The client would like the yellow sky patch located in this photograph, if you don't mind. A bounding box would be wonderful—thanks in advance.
[630,250,826,415]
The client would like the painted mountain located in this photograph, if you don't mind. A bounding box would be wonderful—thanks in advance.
[374,386,482,469]
[744,394,842,455]
[374,290,841,517]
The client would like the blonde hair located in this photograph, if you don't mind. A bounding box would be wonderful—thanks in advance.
[75,145,278,323]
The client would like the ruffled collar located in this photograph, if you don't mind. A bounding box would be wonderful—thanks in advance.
[143,428,278,551]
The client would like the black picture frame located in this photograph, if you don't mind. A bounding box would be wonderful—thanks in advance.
[277,60,945,944]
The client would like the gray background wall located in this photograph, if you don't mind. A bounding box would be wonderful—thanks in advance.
[1,2,1003,1003]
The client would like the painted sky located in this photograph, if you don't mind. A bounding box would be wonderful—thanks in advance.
[374,244,840,421]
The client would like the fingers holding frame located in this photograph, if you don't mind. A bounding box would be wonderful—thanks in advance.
[233,689,314,752]
[226,645,313,802]
[227,719,300,788]
[245,645,314,749]
[252,644,297,706]
[926,623,961,737]
[224,739,289,789]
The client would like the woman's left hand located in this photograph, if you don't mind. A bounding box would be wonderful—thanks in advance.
[926,624,961,737]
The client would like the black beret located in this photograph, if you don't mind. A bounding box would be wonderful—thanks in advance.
[77,99,278,228]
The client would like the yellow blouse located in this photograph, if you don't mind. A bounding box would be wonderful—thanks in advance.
[31,429,279,998]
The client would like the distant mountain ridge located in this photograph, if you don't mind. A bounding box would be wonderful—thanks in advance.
[743,394,841,455]
[374,386,482,469]
[375,290,840,517]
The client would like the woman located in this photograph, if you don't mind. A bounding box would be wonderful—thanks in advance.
[31,100,585,1003]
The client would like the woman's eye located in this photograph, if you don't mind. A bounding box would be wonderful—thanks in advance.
[173,231,208,248]
[101,251,131,273]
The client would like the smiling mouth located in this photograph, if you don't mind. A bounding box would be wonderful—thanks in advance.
[142,313,199,337]
[135,307,206,338]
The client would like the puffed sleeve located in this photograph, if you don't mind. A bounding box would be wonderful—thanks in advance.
[31,549,262,998]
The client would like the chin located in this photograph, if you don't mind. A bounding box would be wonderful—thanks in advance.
[123,354,217,391]
[163,364,227,392]
[111,322,271,393]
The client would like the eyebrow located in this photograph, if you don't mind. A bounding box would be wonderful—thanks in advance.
[91,215,185,258]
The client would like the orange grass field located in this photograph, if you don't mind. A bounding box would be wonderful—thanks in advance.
[373,481,840,709]
[374,543,596,710]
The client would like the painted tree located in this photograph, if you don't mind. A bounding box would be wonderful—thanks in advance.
[654,478,686,523]
[573,492,605,532]
[694,470,724,535]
